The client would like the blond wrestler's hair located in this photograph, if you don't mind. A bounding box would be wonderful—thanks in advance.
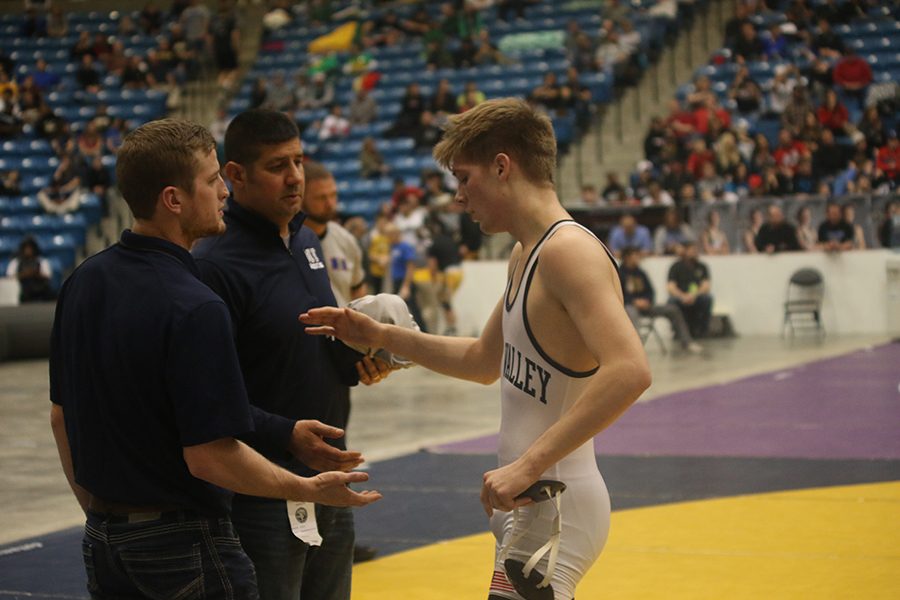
[433,97,556,186]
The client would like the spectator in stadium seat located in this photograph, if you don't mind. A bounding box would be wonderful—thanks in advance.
[318,104,351,141]
[877,200,899,248]
[817,202,855,251]
[5,237,54,303]
[453,36,478,69]
[666,241,712,338]
[773,129,809,174]
[696,162,727,202]
[456,81,485,113]
[105,118,128,154]
[832,48,872,104]
[140,0,164,34]
[413,110,442,151]
[386,83,425,138]
[724,3,750,48]
[812,18,845,58]
[531,72,563,112]
[91,32,112,62]
[842,203,866,250]
[474,29,511,65]
[796,205,817,250]
[180,0,211,54]
[790,157,818,195]
[756,203,801,253]
[817,88,850,135]
[602,171,628,205]
[654,207,696,256]
[28,59,60,92]
[876,130,900,181]
[121,56,151,89]
[742,207,764,253]
[686,138,715,180]
[348,88,377,125]
[211,0,240,89]
[85,155,111,199]
[608,214,653,258]
[700,209,730,255]
[812,128,847,180]
[0,90,22,138]
[732,21,765,63]
[429,78,457,121]
[665,98,696,139]
[763,23,789,60]
[571,33,597,73]
[857,106,886,150]
[729,66,764,115]
[70,30,93,62]
[38,155,84,215]
[77,123,104,160]
[714,131,743,177]
[781,86,814,135]
[359,137,390,178]
[642,180,675,207]
[765,64,798,116]
[644,116,668,165]
[47,6,67,38]
[0,170,20,196]
[263,71,294,111]
[75,54,101,93]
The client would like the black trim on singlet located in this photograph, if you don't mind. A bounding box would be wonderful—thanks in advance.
[505,219,572,313]
[518,220,615,379]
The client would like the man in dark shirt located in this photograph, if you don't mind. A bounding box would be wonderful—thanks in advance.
[756,204,801,253]
[817,202,855,251]
[666,241,713,338]
[50,119,379,599]
[619,247,702,353]
[193,109,386,600]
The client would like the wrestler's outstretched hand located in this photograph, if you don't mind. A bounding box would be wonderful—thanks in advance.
[300,307,385,349]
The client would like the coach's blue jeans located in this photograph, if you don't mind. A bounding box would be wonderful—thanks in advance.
[82,510,259,599]
[230,494,354,600]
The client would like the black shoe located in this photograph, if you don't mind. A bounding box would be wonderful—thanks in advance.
[353,544,377,563]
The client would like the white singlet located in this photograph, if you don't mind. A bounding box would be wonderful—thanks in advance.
[489,220,613,600]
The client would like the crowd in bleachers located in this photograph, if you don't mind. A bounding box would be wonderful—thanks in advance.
[596,0,900,253]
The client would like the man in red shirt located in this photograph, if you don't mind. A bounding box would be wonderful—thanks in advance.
[833,49,872,103]
[773,129,809,175]
[876,131,900,181]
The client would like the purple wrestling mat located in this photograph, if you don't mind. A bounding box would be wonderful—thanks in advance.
[432,343,900,460]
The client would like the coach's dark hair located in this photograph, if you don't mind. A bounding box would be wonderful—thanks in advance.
[224,109,300,166]
[116,118,216,220]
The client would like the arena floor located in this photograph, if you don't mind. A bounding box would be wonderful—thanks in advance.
[1,334,898,599]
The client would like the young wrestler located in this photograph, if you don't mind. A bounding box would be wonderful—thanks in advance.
[300,98,651,599]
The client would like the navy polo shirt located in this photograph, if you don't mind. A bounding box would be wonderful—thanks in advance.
[193,199,362,476]
[49,230,255,516]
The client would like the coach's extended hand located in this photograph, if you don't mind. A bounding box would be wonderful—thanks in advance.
[289,420,364,472]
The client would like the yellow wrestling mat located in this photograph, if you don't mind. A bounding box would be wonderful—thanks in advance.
[351,481,900,599]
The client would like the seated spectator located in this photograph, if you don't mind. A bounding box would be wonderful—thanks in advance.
[602,171,628,204]
[571,32,597,73]
[34,103,66,142]
[121,56,151,89]
[693,96,731,138]
[620,247,702,353]
[686,138,715,180]
[91,33,113,63]
[696,162,727,202]
[425,39,455,71]
[833,48,872,99]
[0,90,22,138]
[817,202,855,251]
[773,129,809,174]
[430,78,457,120]
[742,207,764,252]
[118,14,137,37]
[474,29,511,65]
[729,66,764,115]
[91,103,112,134]
[817,89,850,135]
[5,237,54,303]
[812,18,844,58]
[665,98,696,139]
[84,155,111,198]
[654,207,696,255]
[249,77,267,109]
[29,59,61,92]
[453,36,478,69]
[456,81,485,113]
[105,118,128,154]
[875,131,900,182]
[755,204,800,253]
[791,157,818,195]
[842,203,866,250]
[666,242,712,338]
[38,155,84,215]
[762,23,789,60]
[796,206,817,250]
[732,21,765,63]
[700,209,730,255]
[359,136,390,179]
[306,72,335,110]
[318,104,350,141]
[766,64,799,116]
[0,169,21,195]
[387,83,425,138]
[348,88,377,125]
[813,128,848,180]
[714,131,743,177]
[104,40,129,76]
[781,86,814,136]
[572,184,603,206]
[77,123,104,159]
[857,106,885,150]
[263,71,294,111]
[642,181,675,207]
[70,30,93,61]
[414,110,442,151]
[877,200,899,248]
[140,0,165,35]
[608,214,653,258]
[531,72,563,111]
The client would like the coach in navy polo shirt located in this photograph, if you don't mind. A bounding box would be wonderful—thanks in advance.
[49,119,380,599]
[193,109,387,600]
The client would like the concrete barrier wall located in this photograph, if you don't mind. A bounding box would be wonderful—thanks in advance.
[454,250,899,337]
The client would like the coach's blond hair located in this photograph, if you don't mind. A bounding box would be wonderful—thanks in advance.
[433,98,556,186]
[116,119,216,220]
